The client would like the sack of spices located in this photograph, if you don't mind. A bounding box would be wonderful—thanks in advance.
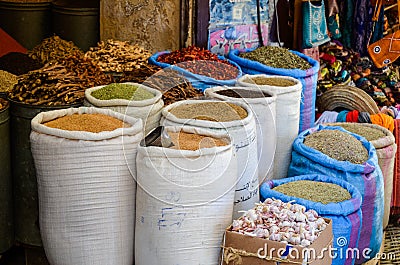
[204,86,277,183]
[229,47,319,132]
[30,107,143,265]
[135,126,236,264]
[260,174,363,265]
[84,82,164,136]
[148,46,242,91]
[326,123,396,229]
[236,74,302,179]
[288,125,384,264]
[161,100,259,219]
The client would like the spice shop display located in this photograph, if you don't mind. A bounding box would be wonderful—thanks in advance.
[327,123,396,229]
[30,107,143,265]
[230,48,319,132]
[260,175,362,265]
[85,82,163,135]
[135,126,235,265]
[162,100,258,219]
[0,52,42,75]
[222,198,333,265]
[237,74,301,179]
[28,35,84,65]
[149,46,242,90]
[85,40,152,73]
[205,86,276,184]
[288,125,384,264]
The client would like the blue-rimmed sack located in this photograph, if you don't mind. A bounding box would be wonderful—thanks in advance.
[288,125,384,264]
[260,174,362,265]
[230,48,319,132]
[148,51,242,91]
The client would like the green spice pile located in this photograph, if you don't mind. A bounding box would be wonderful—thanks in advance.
[0,98,9,111]
[85,40,152,72]
[91,83,154,101]
[157,46,239,80]
[304,129,369,164]
[239,46,311,70]
[273,180,352,204]
[43,113,128,132]
[216,88,271,98]
[28,35,84,65]
[242,76,297,87]
[169,102,247,122]
[121,67,203,105]
[168,131,228,151]
[0,70,18,93]
[332,124,386,142]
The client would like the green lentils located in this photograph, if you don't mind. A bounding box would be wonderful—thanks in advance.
[239,46,311,70]
[273,180,352,204]
[304,129,369,164]
[242,76,297,87]
[91,83,154,101]
[333,124,387,142]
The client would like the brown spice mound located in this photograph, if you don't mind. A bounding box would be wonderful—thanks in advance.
[273,180,352,204]
[0,98,9,111]
[243,76,297,87]
[304,129,369,164]
[169,102,248,122]
[169,131,228,150]
[43,113,128,133]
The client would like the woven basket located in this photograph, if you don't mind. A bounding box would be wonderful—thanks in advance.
[380,224,400,264]
[317,85,380,114]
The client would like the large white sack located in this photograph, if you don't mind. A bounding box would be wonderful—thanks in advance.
[204,86,277,184]
[30,107,143,265]
[84,82,164,135]
[237,74,302,179]
[135,126,237,265]
[161,100,259,219]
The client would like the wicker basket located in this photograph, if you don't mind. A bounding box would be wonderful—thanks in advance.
[317,85,380,114]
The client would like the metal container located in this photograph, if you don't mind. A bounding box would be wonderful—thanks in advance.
[0,1,52,50]
[0,100,13,253]
[10,101,81,246]
[52,0,99,51]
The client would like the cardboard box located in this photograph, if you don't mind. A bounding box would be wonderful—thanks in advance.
[221,219,333,265]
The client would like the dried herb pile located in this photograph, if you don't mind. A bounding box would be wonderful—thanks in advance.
[242,76,297,87]
[28,35,84,65]
[273,180,352,204]
[304,129,369,164]
[91,83,154,101]
[0,70,18,93]
[0,52,42,75]
[85,40,152,73]
[240,46,311,70]
[216,88,271,98]
[0,98,9,111]
[333,124,387,142]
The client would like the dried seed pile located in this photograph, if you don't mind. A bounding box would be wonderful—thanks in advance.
[273,180,352,204]
[334,124,386,142]
[230,198,328,247]
[216,88,271,98]
[239,46,311,70]
[43,113,128,132]
[91,83,154,101]
[169,102,248,122]
[242,76,297,87]
[304,130,369,164]
[85,40,152,72]
[0,70,18,93]
[28,35,84,65]
[0,98,9,111]
[120,67,203,105]
[157,46,239,80]
[168,131,228,151]
[0,52,42,75]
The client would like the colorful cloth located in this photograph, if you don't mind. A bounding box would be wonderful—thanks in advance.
[346,110,360,122]
[370,113,394,132]
[358,112,372,123]
[336,110,349,122]
[315,111,339,125]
